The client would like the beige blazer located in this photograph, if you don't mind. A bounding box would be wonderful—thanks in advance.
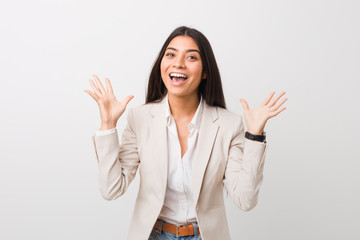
[92,97,267,240]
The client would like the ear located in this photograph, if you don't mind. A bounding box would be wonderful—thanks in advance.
[202,71,207,79]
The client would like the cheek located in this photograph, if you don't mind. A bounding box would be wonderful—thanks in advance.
[160,61,171,87]
[160,61,166,80]
[192,63,203,78]
[160,60,169,77]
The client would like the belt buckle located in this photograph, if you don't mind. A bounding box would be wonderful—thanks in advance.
[176,225,180,237]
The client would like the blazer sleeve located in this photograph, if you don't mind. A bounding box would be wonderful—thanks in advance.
[92,108,140,200]
[223,116,268,211]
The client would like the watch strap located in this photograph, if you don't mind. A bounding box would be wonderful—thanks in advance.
[245,131,266,142]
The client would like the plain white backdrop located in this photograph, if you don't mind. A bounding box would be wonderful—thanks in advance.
[1,0,359,239]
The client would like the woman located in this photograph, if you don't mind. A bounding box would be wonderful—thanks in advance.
[85,26,287,240]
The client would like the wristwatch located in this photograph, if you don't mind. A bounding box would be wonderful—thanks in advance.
[245,131,266,142]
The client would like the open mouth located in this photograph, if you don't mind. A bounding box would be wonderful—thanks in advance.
[169,72,188,83]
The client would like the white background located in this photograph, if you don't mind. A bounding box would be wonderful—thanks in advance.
[1,0,359,239]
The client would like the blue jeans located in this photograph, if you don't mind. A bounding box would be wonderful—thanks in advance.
[148,221,202,240]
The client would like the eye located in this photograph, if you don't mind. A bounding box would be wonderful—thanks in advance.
[165,52,174,57]
[188,55,198,60]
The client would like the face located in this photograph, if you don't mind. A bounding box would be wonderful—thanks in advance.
[160,35,206,99]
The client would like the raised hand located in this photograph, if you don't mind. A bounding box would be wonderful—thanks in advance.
[84,74,134,130]
[240,92,287,135]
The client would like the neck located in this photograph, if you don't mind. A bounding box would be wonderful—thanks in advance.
[167,93,200,119]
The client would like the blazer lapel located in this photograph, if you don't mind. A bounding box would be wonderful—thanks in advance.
[149,98,168,194]
[192,103,219,206]
[148,98,220,206]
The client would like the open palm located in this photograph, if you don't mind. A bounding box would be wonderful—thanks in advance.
[84,74,133,129]
[240,92,287,135]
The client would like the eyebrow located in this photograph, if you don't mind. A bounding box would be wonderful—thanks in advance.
[166,47,200,54]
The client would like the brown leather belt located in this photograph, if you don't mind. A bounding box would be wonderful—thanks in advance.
[154,219,200,237]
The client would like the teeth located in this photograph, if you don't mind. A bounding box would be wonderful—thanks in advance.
[170,73,187,78]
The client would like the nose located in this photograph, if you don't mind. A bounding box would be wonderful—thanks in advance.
[173,55,185,69]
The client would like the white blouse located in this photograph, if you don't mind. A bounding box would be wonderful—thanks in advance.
[95,94,204,225]
[158,94,203,225]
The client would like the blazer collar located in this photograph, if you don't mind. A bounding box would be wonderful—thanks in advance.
[149,96,220,206]
[164,94,205,132]
[149,96,219,122]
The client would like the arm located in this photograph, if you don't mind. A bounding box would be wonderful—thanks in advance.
[223,116,267,211]
[224,91,286,210]
[92,108,140,200]
[85,74,136,200]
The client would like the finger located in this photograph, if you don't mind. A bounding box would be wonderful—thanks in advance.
[92,74,106,94]
[121,95,134,107]
[240,98,249,111]
[262,92,275,105]
[105,77,113,94]
[269,107,286,118]
[267,91,286,107]
[84,89,99,102]
[89,79,101,96]
[271,97,288,112]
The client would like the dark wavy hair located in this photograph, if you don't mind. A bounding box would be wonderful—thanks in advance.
[145,26,226,109]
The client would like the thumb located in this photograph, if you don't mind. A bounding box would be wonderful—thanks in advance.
[121,95,134,108]
[240,98,249,111]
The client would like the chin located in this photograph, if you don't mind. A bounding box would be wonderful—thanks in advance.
[167,89,198,99]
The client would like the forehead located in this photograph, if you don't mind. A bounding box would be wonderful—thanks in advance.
[167,35,200,52]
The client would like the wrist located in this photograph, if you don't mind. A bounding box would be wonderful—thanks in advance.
[245,131,266,142]
[247,129,263,135]
[99,121,117,130]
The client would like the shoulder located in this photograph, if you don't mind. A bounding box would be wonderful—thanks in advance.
[129,102,153,116]
[209,106,244,135]
[206,104,242,126]
[216,107,242,121]
[126,101,163,125]
[131,100,165,115]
